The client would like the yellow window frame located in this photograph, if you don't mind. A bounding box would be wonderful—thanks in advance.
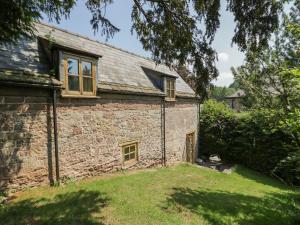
[166,79,176,100]
[62,53,97,97]
[122,142,138,164]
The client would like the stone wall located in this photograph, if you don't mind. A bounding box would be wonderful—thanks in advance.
[165,99,199,164]
[0,87,54,191]
[0,87,199,191]
[56,95,164,180]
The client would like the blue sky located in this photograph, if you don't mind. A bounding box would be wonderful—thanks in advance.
[42,0,245,87]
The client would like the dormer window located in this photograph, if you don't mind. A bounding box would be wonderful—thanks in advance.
[166,78,176,100]
[62,53,97,97]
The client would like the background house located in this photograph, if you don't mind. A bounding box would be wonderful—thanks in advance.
[225,90,245,111]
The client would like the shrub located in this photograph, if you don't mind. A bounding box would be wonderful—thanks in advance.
[199,100,236,159]
[199,100,300,185]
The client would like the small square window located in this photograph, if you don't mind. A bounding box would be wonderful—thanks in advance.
[122,143,138,163]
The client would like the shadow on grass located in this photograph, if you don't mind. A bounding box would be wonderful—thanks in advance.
[0,190,109,225]
[164,187,300,225]
[233,165,290,189]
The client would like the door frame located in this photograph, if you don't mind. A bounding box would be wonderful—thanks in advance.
[186,131,195,163]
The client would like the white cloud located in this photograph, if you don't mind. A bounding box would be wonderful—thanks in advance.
[212,72,234,87]
[218,52,229,62]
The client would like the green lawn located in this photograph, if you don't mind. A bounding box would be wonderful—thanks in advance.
[1,164,299,225]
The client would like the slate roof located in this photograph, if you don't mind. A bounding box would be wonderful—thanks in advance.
[0,22,196,98]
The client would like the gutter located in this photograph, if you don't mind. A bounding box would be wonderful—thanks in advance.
[0,80,61,89]
[98,88,166,97]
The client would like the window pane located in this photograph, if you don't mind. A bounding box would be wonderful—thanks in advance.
[170,81,175,89]
[129,152,135,160]
[83,77,93,92]
[82,61,92,77]
[171,90,175,98]
[124,147,130,154]
[167,80,171,91]
[124,154,130,161]
[167,89,171,98]
[67,58,79,75]
[130,146,135,152]
[68,75,79,91]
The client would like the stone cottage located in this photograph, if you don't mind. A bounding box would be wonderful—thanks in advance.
[225,90,245,111]
[0,23,200,191]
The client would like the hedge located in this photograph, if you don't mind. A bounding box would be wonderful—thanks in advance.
[199,100,300,185]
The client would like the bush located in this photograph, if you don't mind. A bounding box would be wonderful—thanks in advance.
[199,100,300,185]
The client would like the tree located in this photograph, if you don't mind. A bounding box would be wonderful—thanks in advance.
[232,0,300,146]
[0,0,292,99]
[232,1,299,110]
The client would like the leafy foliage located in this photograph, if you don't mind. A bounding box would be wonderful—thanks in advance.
[199,100,300,185]
[232,1,300,110]
[0,0,293,98]
[227,2,300,184]
[209,85,237,102]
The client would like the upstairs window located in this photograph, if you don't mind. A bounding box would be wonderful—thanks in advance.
[166,79,176,100]
[63,54,97,97]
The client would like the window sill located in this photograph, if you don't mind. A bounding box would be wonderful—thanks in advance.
[61,94,100,99]
[165,98,176,102]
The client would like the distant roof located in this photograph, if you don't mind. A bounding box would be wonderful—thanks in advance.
[225,90,245,99]
[0,22,196,98]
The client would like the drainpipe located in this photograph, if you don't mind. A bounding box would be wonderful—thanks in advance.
[163,99,166,166]
[198,101,201,160]
[52,88,60,185]
[160,97,166,167]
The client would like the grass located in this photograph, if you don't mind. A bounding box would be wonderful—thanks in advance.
[1,164,299,225]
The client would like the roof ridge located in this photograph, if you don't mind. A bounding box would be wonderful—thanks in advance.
[37,21,165,66]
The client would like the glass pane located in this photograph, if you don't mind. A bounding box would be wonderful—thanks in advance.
[82,61,92,77]
[68,75,79,91]
[124,147,130,154]
[167,89,171,98]
[129,152,135,160]
[171,90,175,98]
[67,58,79,75]
[83,77,93,92]
[170,81,175,89]
[130,146,135,152]
[124,154,130,161]
[167,80,171,91]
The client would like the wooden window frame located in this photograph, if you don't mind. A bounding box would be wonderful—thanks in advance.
[121,142,138,164]
[166,78,176,101]
[62,53,97,97]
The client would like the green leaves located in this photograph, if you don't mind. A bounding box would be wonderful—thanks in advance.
[228,0,283,52]
[200,100,300,185]
[232,0,300,111]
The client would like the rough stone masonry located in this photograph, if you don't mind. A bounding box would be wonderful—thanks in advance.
[0,87,199,191]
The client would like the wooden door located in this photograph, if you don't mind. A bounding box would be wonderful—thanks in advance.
[186,132,195,163]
